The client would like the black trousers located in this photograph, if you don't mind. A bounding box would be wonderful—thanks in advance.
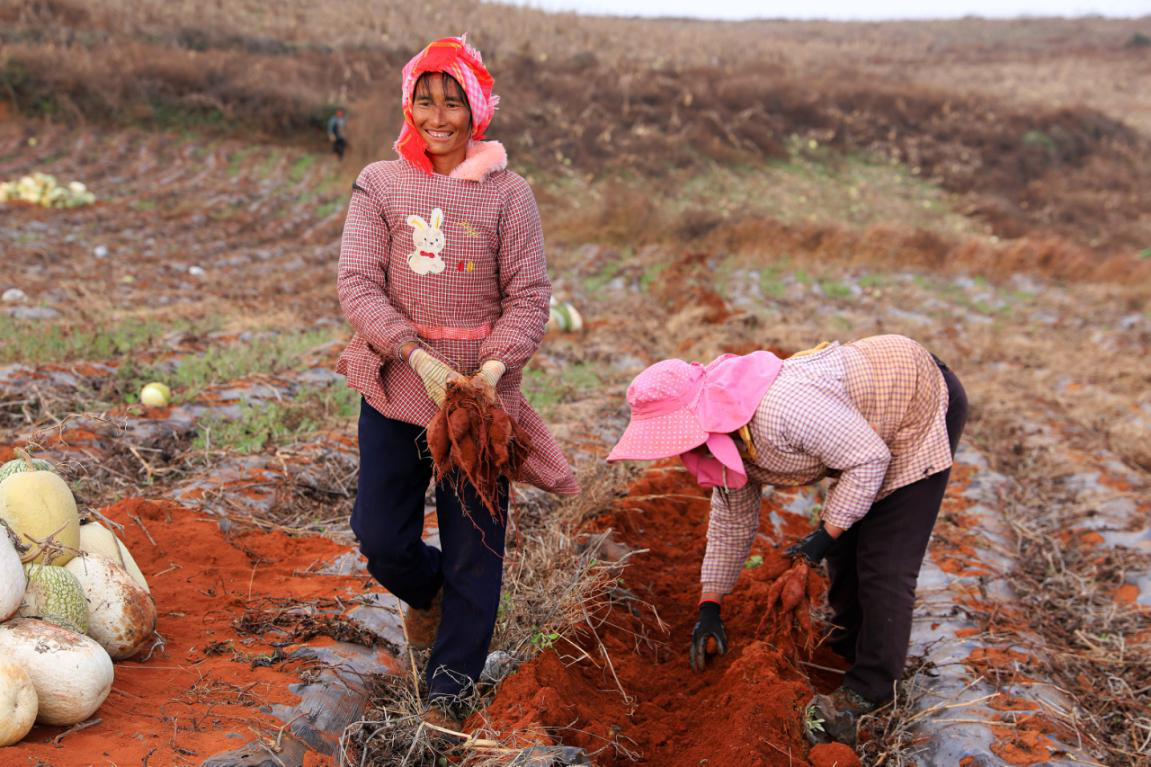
[349,399,508,699]
[824,361,968,702]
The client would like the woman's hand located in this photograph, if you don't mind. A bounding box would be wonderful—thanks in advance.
[408,349,461,407]
[469,360,506,403]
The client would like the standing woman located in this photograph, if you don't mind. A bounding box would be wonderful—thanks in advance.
[608,335,967,745]
[336,36,579,723]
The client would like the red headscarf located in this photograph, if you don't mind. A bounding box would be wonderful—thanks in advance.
[394,35,500,176]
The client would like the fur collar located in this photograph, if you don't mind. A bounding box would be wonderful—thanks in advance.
[448,141,508,182]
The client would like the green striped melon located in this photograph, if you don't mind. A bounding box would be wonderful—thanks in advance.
[18,564,89,635]
[0,453,57,484]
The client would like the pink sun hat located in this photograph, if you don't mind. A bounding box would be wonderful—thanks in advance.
[608,351,783,489]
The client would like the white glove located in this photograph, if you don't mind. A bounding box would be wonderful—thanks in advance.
[408,349,458,407]
[475,360,506,388]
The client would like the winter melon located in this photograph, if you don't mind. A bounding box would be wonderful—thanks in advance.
[0,619,113,726]
[0,524,25,621]
[78,521,150,593]
[64,555,156,660]
[18,564,89,635]
[0,468,80,565]
[0,660,37,746]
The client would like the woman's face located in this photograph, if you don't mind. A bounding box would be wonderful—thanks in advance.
[412,74,471,161]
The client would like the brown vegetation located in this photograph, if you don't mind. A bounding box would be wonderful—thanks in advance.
[2,1,1150,260]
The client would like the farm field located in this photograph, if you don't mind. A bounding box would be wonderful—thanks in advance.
[1,4,1149,766]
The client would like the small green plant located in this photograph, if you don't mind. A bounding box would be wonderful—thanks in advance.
[819,280,854,301]
[744,555,764,569]
[804,704,827,739]
[530,630,560,651]
[759,268,787,299]
[585,258,624,294]
[315,198,345,219]
[639,262,668,292]
[194,400,301,453]
[0,316,181,365]
[119,328,339,402]
[1022,130,1057,154]
[290,154,317,183]
[1139,249,1151,261]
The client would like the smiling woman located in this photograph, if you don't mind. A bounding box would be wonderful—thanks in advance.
[334,35,578,730]
[411,73,473,175]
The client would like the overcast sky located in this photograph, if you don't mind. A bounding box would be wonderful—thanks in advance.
[497,0,1151,21]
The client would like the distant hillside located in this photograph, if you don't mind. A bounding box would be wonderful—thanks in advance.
[2,0,1149,257]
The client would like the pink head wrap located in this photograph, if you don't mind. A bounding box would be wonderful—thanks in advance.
[607,352,783,489]
[395,35,500,176]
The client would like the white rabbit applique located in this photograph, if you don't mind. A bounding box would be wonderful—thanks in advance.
[406,208,447,275]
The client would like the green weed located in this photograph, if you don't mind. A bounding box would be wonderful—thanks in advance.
[315,198,345,219]
[585,257,624,294]
[530,631,560,651]
[521,362,602,417]
[0,316,178,365]
[760,268,787,299]
[290,154,317,183]
[819,280,854,301]
[118,328,340,402]
[192,382,358,453]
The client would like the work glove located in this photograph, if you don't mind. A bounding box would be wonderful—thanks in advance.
[470,359,506,402]
[408,349,459,407]
[785,522,836,566]
[689,601,728,672]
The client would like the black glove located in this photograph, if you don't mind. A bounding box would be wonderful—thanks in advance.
[785,523,835,565]
[689,601,728,672]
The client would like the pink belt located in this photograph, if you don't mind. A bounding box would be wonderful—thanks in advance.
[413,322,492,341]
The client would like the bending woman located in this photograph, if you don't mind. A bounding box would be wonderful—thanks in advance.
[336,36,579,724]
[608,334,967,745]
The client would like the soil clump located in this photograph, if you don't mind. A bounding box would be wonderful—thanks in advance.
[473,464,852,766]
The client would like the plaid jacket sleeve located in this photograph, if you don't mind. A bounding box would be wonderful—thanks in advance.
[478,176,551,370]
[701,482,761,595]
[780,395,892,530]
[337,167,419,361]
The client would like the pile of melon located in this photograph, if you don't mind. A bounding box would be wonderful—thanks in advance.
[0,449,156,747]
[0,172,96,209]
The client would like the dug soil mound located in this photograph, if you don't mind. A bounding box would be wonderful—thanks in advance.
[15,497,393,767]
[474,464,849,767]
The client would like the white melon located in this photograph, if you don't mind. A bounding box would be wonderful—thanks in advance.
[0,618,113,726]
[0,660,37,747]
[0,524,25,621]
[64,555,157,661]
[78,521,150,593]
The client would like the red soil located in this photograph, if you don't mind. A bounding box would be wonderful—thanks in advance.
[809,742,861,767]
[474,464,852,766]
[13,497,389,766]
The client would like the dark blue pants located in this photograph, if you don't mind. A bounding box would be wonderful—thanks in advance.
[825,360,969,702]
[350,399,508,699]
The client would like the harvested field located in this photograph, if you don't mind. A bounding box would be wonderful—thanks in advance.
[2,4,1150,767]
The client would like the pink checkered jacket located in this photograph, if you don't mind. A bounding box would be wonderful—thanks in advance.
[701,335,953,594]
[336,143,579,495]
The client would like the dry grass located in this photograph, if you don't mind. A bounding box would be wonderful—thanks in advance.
[339,460,642,766]
[3,2,1150,259]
